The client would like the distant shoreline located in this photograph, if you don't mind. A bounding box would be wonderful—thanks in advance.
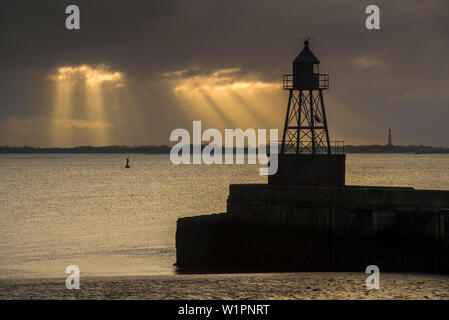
[1,145,449,154]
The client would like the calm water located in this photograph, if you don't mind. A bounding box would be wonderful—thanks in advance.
[0,153,448,299]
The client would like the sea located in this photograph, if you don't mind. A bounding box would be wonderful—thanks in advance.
[0,153,448,299]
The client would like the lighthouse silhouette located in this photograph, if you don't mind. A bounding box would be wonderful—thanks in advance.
[269,40,346,187]
[281,40,331,154]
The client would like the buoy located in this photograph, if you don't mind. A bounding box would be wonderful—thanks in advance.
[125,157,130,168]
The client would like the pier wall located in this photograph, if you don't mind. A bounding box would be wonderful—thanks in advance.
[176,185,449,273]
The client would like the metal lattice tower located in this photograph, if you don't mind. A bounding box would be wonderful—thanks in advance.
[281,40,331,154]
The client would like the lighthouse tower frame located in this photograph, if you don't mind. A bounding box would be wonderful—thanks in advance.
[281,40,331,154]
[269,40,346,187]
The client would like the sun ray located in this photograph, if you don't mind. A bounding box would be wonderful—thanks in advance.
[85,82,108,146]
[49,64,123,147]
[51,79,73,147]
[165,67,282,133]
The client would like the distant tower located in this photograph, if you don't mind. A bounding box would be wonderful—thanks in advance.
[387,129,393,147]
[281,40,330,154]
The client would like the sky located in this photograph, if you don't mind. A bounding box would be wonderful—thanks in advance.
[0,0,448,147]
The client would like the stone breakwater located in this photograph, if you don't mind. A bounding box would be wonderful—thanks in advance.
[176,184,449,273]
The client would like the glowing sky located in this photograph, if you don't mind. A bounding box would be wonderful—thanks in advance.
[47,65,123,146]
[1,0,448,147]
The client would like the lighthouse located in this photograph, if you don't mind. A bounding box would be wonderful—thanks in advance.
[269,40,345,187]
[281,40,331,154]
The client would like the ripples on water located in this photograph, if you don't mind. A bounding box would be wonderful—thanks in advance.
[1,273,448,300]
[0,153,448,299]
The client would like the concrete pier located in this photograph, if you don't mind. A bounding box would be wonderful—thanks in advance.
[176,185,449,273]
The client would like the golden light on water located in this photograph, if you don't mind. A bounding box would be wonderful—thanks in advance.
[49,64,123,147]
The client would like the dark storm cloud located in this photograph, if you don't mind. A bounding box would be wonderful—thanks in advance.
[1,0,448,146]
